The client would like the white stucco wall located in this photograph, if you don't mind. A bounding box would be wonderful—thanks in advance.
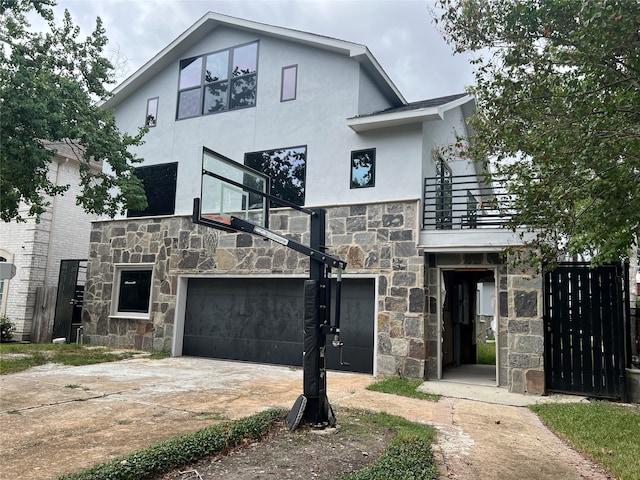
[110,27,430,220]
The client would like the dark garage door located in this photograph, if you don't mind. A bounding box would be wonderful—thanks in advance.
[183,277,375,373]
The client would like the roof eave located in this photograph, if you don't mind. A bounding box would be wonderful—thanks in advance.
[346,94,474,132]
[347,108,442,132]
[102,12,406,110]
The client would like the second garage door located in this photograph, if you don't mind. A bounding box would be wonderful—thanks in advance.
[183,277,375,373]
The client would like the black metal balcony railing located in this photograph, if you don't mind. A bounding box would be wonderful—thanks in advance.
[423,174,515,230]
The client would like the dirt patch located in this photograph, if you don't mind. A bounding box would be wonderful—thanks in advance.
[154,410,397,480]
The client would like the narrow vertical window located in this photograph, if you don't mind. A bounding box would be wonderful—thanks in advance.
[350,149,375,189]
[281,65,297,102]
[145,97,159,127]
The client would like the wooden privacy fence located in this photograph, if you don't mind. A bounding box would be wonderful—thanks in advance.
[544,263,628,400]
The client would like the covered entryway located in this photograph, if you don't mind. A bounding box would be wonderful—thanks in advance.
[544,262,628,399]
[441,269,498,385]
[182,277,375,373]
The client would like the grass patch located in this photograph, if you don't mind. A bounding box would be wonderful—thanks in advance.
[366,376,440,401]
[148,349,171,360]
[339,410,438,480]
[530,402,640,480]
[477,341,496,365]
[56,409,286,480]
[0,343,142,374]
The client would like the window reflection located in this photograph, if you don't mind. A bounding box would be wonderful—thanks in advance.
[205,51,229,82]
[204,81,229,113]
[232,43,257,75]
[245,146,306,206]
[178,89,201,119]
[177,42,258,119]
[179,57,202,89]
[230,76,257,109]
[350,149,376,189]
[145,97,158,127]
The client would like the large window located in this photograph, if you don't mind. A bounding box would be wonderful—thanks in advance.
[112,265,153,318]
[350,149,376,189]
[245,146,306,206]
[177,41,258,119]
[127,163,178,218]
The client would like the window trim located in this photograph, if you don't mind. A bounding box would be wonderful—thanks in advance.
[280,64,298,102]
[110,264,154,319]
[350,148,376,189]
[176,40,259,120]
[145,97,159,127]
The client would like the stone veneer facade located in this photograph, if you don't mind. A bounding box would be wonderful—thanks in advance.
[424,252,544,394]
[83,201,428,377]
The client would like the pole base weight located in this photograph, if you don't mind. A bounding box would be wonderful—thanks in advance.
[286,395,307,431]
[286,394,337,431]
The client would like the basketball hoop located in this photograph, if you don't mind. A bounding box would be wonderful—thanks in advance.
[203,228,219,257]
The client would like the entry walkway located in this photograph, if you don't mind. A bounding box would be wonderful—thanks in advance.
[0,357,610,479]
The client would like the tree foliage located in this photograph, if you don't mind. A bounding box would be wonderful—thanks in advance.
[0,0,147,222]
[435,0,640,266]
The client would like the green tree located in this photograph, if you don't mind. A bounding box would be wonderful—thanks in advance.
[435,0,640,266]
[0,0,147,222]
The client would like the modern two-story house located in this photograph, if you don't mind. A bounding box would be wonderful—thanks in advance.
[83,12,545,395]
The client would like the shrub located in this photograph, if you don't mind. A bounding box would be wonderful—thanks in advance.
[0,315,15,342]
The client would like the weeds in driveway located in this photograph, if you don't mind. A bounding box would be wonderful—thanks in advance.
[55,408,438,480]
[0,343,142,374]
[531,401,640,480]
[339,410,438,480]
[55,409,286,480]
[366,375,440,401]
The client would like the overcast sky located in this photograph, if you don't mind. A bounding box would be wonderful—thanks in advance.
[48,0,476,102]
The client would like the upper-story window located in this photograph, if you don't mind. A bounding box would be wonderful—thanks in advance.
[245,146,306,207]
[350,149,376,189]
[146,97,158,127]
[281,65,297,102]
[177,41,258,119]
[127,163,178,217]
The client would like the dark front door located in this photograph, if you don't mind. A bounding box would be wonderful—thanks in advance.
[182,277,375,373]
[52,260,86,343]
[544,263,627,399]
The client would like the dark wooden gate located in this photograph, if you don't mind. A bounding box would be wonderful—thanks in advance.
[52,260,87,343]
[544,263,627,400]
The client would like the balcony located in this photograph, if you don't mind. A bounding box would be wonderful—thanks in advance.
[420,174,527,252]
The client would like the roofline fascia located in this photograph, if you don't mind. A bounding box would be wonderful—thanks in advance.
[347,94,474,132]
[102,12,406,110]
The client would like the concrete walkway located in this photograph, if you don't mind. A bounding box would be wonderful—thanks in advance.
[0,357,611,479]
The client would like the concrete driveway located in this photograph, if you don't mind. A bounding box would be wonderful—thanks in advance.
[0,356,610,480]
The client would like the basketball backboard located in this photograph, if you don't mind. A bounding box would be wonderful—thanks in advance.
[193,147,269,231]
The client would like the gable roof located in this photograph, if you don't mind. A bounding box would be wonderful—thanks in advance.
[347,93,474,132]
[102,12,406,110]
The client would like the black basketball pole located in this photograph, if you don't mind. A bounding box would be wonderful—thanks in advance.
[300,208,334,427]
[194,197,343,430]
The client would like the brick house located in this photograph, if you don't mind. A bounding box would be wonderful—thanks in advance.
[0,142,100,342]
